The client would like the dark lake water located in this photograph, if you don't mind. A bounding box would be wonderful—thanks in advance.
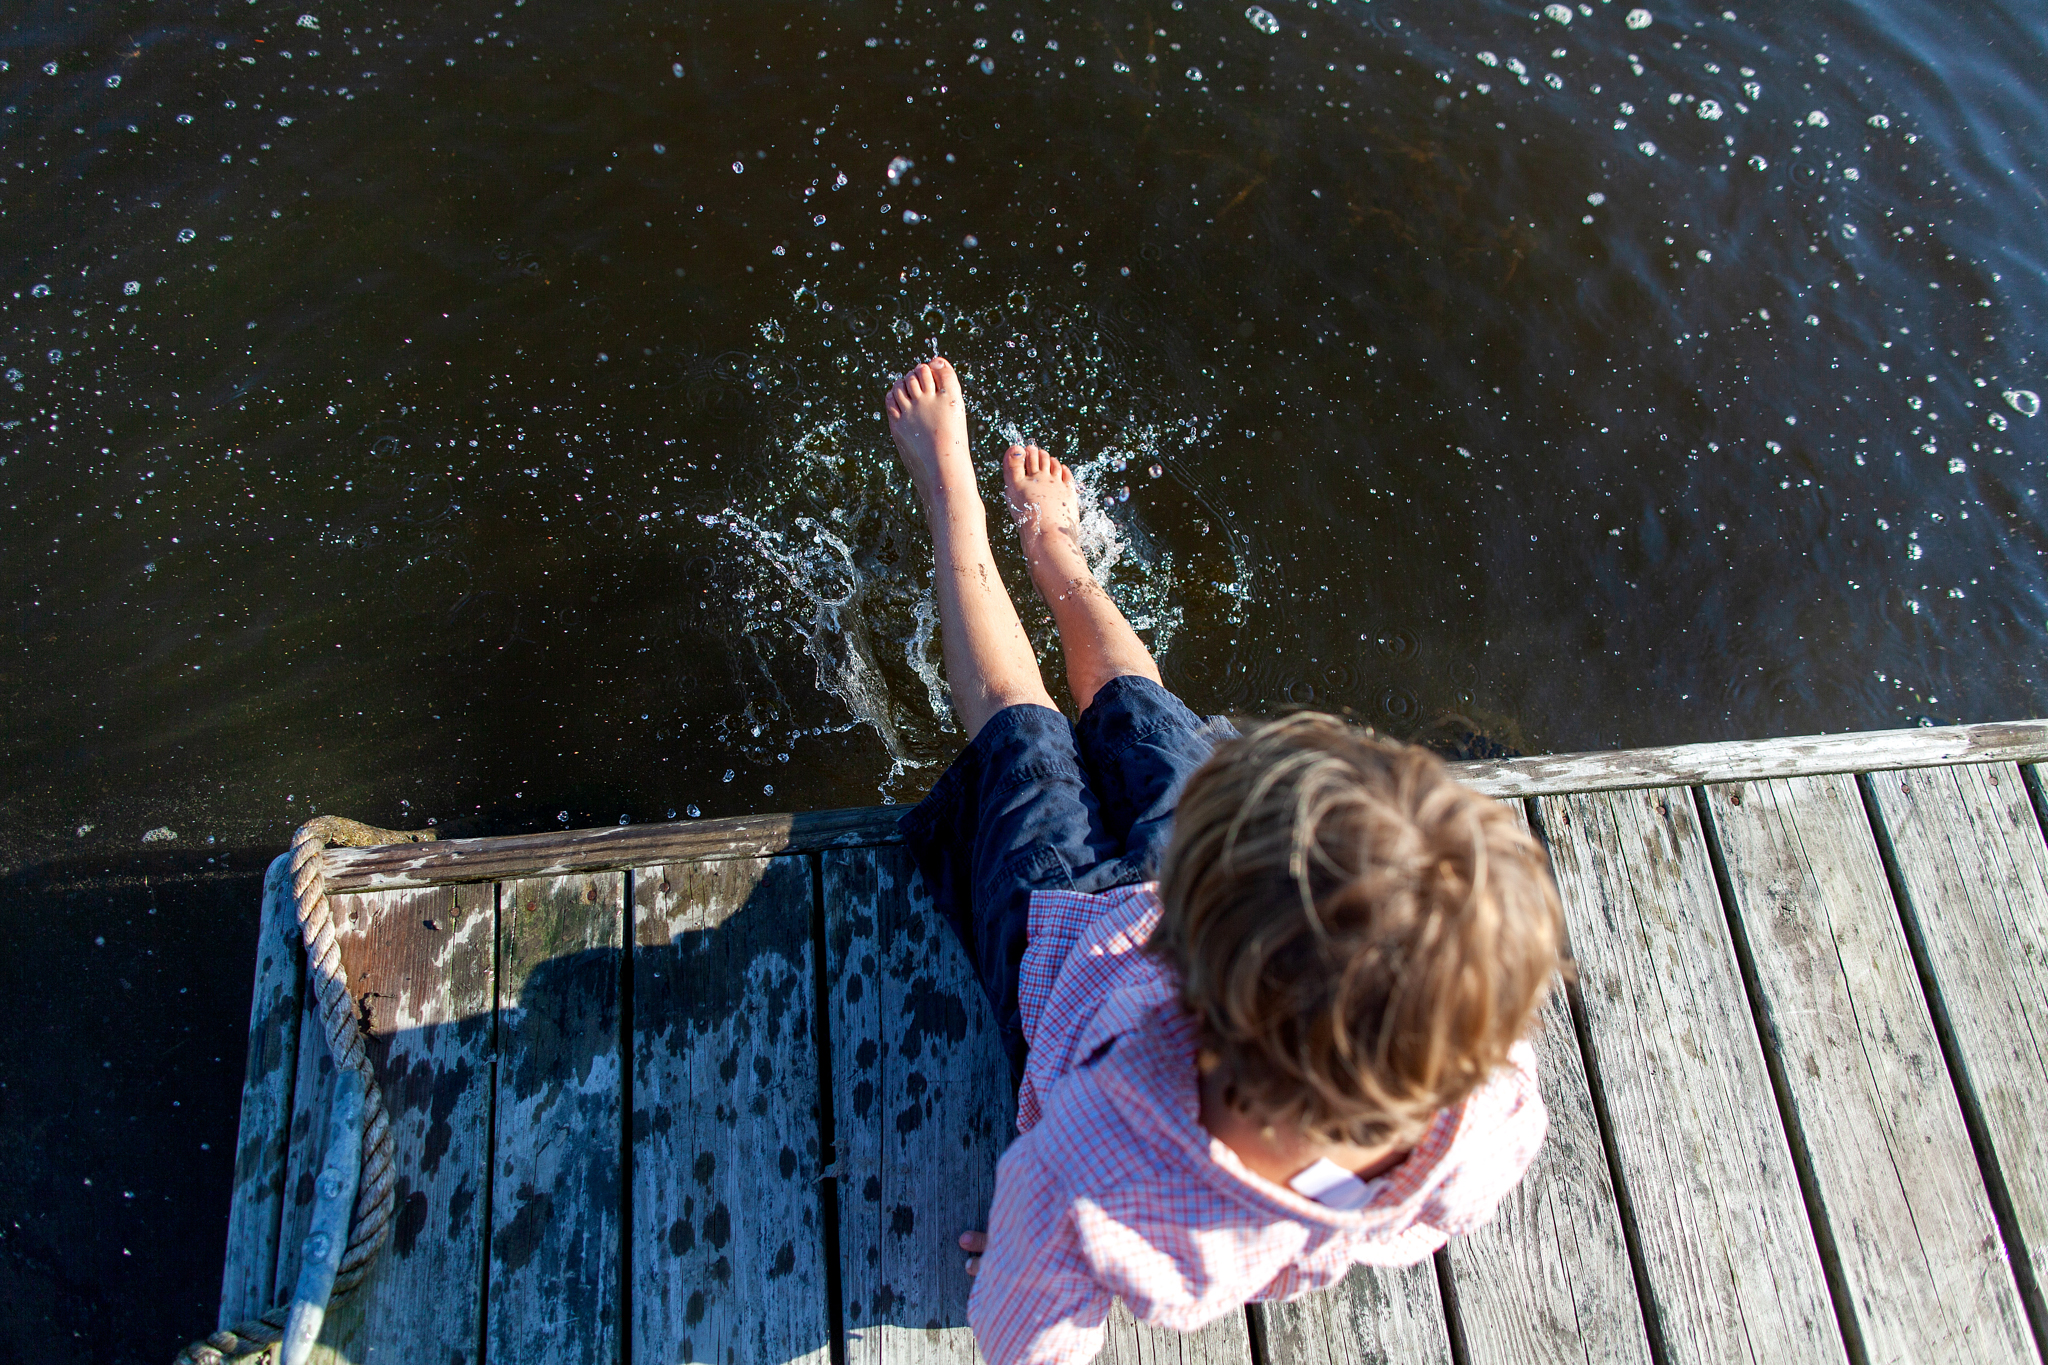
[2,0,2045,1353]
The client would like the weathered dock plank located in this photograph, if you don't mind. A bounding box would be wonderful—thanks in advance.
[1539,788,1845,1365]
[1704,774,2036,1363]
[1460,719,2048,798]
[1444,985,1653,1365]
[1255,1264,1450,1365]
[1866,762,2048,1343]
[218,854,303,1326]
[488,873,624,1365]
[825,845,1006,1365]
[632,857,831,1365]
[320,722,2048,893]
[328,808,903,892]
[1102,1299,1254,1364]
[289,885,496,1363]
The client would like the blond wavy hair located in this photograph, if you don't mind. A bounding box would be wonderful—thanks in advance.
[1151,713,1563,1149]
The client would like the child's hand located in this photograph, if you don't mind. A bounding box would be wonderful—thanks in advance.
[959,1230,988,1276]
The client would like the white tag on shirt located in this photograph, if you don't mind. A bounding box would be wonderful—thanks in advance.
[1287,1157,1376,1211]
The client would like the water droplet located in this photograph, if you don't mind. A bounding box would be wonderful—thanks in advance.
[1544,4,1573,23]
[30,283,49,297]
[722,769,736,782]
[903,209,921,223]
[1696,248,1712,262]
[177,227,196,243]
[297,13,319,28]
[962,234,979,247]
[2004,390,2040,418]
[687,804,702,818]
[1010,28,1026,41]
[1148,463,1163,478]
[886,155,913,183]
[1185,66,1204,81]
[1697,99,1723,120]
[1868,113,1891,129]
[1638,140,1658,156]
[106,73,121,88]
[1625,8,1652,29]
[557,810,570,822]
[653,143,666,154]
[1245,5,1281,35]
[732,160,745,174]
[123,281,140,295]
[46,349,62,364]
[1586,191,1606,205]
[1748,154,1768,170]
[672,62,684,78]
[1806,110,1829,127]
[979,57,995,73]
[42,61,58,76]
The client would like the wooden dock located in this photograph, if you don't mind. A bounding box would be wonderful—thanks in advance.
[219,720,2048,1365]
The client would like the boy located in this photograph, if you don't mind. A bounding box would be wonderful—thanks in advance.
[884,357,1564,1365]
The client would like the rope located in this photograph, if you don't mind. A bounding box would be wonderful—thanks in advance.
[176,816,437,1365]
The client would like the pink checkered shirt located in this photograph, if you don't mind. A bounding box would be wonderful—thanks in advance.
[968,883,1547,1365]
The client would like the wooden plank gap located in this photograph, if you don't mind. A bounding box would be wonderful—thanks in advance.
[807,851,851,1365]
[2023,765,2048,848]
[1520,798,1669,1365]
[1241,1305,1270,1365]
[1690,786,1872,1365]
[1856,773,2048,1362]
[1433,1251,1473,1365]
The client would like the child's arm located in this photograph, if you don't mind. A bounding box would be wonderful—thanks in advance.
[968,1140,1114,1365]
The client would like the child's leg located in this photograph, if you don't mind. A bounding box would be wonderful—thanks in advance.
[886,359,1056,739]
[1000,445,1163,711]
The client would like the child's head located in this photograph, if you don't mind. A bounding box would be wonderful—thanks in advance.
[1152,713,1564,1150]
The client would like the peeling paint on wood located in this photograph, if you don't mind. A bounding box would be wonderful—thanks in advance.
[632,857,831,1365]
[269,884,496,1363]
[489,872,624,1365]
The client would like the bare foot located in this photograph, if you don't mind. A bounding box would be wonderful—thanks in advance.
[884,357,975,516]
[1002,443,1085,567]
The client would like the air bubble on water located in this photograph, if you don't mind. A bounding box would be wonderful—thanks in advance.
[178,228,196,242]
[1806,110,1830,127]
[107,74,121,88]
[1245,5,1281,35]
[1011,28,1026,41]
[1696,249,1712,262]
[47,349,62,364]
[2006,390,2041,418]
[1625,9,1651,29]
[666,808,677,820]
[686,804,702,818]
[619,814,630,825]
[1948,458,1968,474]
[43,61,58,75]
[31,283,49,297]
[1748,154,1768,170]
[1186,66,1204,81]
[1148,463,1163,478]
[1586,191,1607,205]
[1639,141,1658,156]
[815,214,827,226]
[732,160,745,173]
[1868,114,1891,129]
[177,113,193,124]
[1698,99,1723,120]
[886,155,913,184]
[834,171,848,189]
[297,13,318,28]
[557,810,569,822]
[1477,51,1499,67]
[722,769,736,783]
[1544,4,1572,23]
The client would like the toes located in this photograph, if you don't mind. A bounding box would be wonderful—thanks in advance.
[929,355,955,390]
[1001,444,1028,477]
[1052,458,1072,484]
[910,363,934,396]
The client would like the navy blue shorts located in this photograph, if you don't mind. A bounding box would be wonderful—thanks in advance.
[899,675,1237,1083]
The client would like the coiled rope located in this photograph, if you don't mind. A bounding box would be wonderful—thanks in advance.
[175,816,437,1365]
